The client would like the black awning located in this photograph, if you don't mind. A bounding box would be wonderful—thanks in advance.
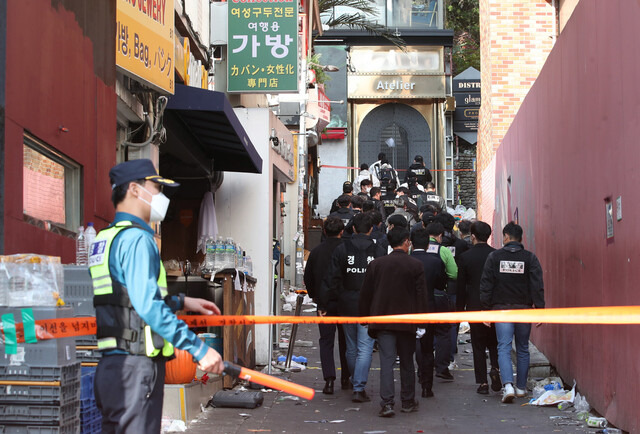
[165,84,262,174]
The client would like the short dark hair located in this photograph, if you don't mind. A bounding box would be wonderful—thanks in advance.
[381,158,390,165]
[337,194,351,207]
[396,186,409,195]
[471,221,492,242]
[343,182,353,193]
[436,212,456,231]
[387,227,410,248]
[414,155,424,163]
[411,228,430,250]
[426,182,436,190]
[360,179,373,188]
[360,163,369,170]
[458,219,472,235]
[324,217,344,237]
[350,195,365,210]
[357,192,370,201]
[426,222,445,237]
[503,221,523,242]
[369,187,381,197]
[111,179,145,207]
[362,200,375,212]
[387,214,408,228]
[377,152,386,161]
[367,210,383,226]
[421,212,436,227]
[352,212,373,234]
[421,204,439,215]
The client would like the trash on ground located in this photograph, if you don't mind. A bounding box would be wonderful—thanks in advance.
[329,420,345,423]
[303,308,317,313]
[345,407,360,411]
[239,413,251,417]
[458,322,470,334]
[363,431,387,434]
[165,420,187,432]
[530,381,574,406]
[295,340,314,347]
[586,416,608,428]
[279,395,301,401]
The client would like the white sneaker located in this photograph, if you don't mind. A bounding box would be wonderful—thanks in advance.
[501,384,515,403]
[514,386,527,397]
[448,361,458,370]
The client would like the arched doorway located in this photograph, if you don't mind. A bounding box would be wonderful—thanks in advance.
[357,103,431,172]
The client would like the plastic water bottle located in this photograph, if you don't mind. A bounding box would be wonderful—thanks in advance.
[224,237,235,269]
[76,226,87,265]
[0,260,9,306]
[214,235,225,270]
[236,245,243,270]
[245,255,253,276]
[84,223,96,256]
[204,236,216,272]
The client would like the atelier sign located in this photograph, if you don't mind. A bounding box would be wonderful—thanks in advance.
[348,74,446,99]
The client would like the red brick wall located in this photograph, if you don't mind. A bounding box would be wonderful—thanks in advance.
[477,0,556,222]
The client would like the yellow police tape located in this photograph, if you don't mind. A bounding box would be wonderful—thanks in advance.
[2,306,639,343]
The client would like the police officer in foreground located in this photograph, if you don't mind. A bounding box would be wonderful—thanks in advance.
[479,222,544,404]
[91,159,223,433]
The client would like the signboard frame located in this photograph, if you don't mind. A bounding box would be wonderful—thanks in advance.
[227,1,299,93]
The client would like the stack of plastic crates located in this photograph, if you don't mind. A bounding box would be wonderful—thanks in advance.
[0,306,81,433]
[63,266,100,366]
[79,367,100,434]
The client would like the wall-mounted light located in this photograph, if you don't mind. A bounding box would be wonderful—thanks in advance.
[270,127,280,149]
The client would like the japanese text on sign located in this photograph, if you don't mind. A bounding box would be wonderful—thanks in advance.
[228,2,298,92]
[116,0,175,94]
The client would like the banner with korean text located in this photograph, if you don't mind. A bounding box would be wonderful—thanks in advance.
[228,0,298,93]
[116,0,175,94]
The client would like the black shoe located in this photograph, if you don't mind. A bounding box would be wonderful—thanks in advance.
[322,379,334,395]
[378,404,395,418]
[490,369,502,392]
[436,369,454,381]
[401,400,419,413]
[476,383,489,395]
[352,390,371,403]
[421,388,434,398]
[341,378,352,390]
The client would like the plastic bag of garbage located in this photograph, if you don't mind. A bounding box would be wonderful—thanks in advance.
[462,207,476,220]
[530,383,575,406]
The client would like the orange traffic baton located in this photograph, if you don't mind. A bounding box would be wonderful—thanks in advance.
[223,361,315,400]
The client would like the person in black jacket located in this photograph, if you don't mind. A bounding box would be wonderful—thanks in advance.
[436,212,469,368]
[456,221,501,395]
[326,213,386,403]
[410,228,452,398]
[303,217,350,394]
[403,155,432,187]
[360,227,427,417]
[480,222,545,404]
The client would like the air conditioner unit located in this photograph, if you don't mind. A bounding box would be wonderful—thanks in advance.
[210,2,228,45]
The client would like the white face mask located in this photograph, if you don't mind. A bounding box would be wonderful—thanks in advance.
[137,185,170,222]
[365,187,372,193]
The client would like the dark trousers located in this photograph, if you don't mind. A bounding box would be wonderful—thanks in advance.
[432,290,452,373]
[416,323,451,389]
[377,330,416,407]
[318,322,350,382]
[95,355,165,434]
[470,322,499,384]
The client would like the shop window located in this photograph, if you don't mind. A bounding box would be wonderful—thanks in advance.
[23,133,82,233]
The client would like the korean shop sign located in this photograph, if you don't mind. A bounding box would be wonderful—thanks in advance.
[228,1,298,93]
[116,0,175,94]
